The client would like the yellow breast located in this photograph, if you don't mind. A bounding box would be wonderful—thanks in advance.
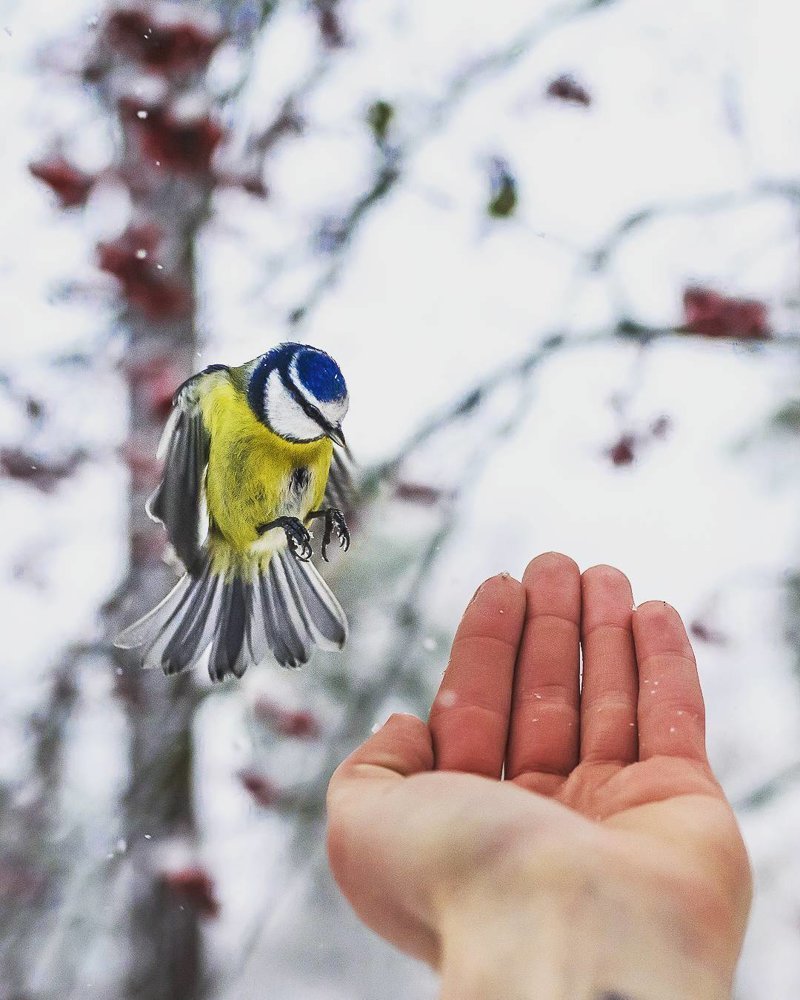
[200,378,333,554]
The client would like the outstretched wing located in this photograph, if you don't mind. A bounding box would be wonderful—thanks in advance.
[146,366,227,575]
[324,443,357,516]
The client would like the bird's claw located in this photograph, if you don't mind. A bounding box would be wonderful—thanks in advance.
[321,508,350,562]
[286,519,313,561]
[257,516,313,561]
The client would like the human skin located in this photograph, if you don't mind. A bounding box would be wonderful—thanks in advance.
[326,553,752,1000]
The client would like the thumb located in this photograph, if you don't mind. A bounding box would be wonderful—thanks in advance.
[328,713,433,798]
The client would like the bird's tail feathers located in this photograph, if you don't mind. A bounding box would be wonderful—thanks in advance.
[114,548,348,679]
[246,550,348,672]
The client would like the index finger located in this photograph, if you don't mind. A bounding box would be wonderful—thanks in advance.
[506,553,581,782]
[429,573,525,778]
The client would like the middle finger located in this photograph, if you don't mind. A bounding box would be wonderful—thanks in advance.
[506,552,581,782]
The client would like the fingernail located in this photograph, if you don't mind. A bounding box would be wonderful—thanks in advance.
[468,580,487,605]
[370,712,394,733]
[468,572,513,608]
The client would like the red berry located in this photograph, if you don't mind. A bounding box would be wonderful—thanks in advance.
[606,434,637,467]
[238,768,280,806]
[161,865,220,918]
[29,155,95,208]
[546,74,592,107]
[683,286,770,340]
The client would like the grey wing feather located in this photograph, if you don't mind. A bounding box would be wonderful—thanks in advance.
[324,444,357,516]
[146,373,214,575]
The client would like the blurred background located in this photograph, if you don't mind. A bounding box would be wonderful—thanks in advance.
[2,0,800,997]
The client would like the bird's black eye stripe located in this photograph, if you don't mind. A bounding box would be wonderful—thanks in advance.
[279,359,333,434]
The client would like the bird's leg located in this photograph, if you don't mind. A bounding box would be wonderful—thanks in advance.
[257,516,312,561]
[306,507,350,562]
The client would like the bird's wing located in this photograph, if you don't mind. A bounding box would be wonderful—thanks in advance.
[146,367,227,574]
[324,443,357,516]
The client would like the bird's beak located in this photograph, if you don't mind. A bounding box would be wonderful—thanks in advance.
[326,424,346,447]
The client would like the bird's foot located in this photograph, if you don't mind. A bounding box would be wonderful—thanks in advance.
[257,516,312,561]
[308,507,350,561]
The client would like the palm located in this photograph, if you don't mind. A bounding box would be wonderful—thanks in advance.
[537,759,734,866]
[516,755,717,816]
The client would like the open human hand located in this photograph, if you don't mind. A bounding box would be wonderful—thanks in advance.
[327,553,752,1000]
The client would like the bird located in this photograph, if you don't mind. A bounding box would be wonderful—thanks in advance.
[115,342,353,680]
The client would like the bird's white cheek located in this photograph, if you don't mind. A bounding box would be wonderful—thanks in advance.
[265,370,322,441]
[319,394,349,428]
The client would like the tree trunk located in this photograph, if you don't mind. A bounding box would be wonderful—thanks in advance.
[112,221,209,1000]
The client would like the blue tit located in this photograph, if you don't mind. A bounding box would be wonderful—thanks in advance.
[115,342,353,680]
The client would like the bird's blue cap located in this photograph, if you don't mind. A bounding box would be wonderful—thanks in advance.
[294,345,347,402]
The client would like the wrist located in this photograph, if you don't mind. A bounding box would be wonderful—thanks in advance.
[435,842,737,1000]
